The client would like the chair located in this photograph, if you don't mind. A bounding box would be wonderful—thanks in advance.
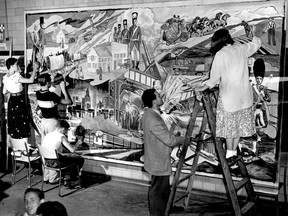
[9,136,40,187]
[37,144,81,197]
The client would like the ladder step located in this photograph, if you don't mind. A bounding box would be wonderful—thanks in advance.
[241,201,255,215]
[184,153,197,163]
[234,177,249,191]
[178,173,194,185]
[173,192,189,204]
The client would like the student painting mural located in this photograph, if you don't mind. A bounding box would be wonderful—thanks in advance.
[25,1,284,182]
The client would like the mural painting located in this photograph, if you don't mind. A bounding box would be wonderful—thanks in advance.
[25,1,284,182]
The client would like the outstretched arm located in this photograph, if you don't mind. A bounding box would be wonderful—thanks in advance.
[19,62,38,84]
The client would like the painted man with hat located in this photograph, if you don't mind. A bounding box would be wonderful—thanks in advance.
[113,26,118,42]
[121,19,129,44]
[128,12,142,70]
[116,23,122,43]
[252,58,271,143]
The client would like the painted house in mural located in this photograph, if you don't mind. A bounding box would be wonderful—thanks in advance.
[87,42,128,73]
[52,27,67,48]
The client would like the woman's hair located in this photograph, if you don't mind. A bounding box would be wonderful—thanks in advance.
[141,88,156,108]
[210,28,234,55]
[38,74,51,86]
[6,58,18,70]
[75,125,86,137]
[24,188,44,200]
[36,201,68,216]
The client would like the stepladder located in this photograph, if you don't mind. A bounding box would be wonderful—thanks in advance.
[165,89,258,216]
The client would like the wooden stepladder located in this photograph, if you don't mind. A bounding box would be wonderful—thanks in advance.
[165,89,258,216]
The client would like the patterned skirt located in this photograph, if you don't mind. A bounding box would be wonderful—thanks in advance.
[216,98,255,139]
[7,94,31,139]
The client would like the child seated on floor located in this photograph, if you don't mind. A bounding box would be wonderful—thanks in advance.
[17,188,45,216]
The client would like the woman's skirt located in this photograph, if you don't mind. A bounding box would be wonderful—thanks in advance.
[216,98,255,139]
[7,94,31,139]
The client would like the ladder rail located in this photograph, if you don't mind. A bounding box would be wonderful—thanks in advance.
[164,101,202,216]
[203,93,243,215]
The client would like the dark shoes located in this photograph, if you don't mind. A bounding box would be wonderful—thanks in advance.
[65,179,81,189]
[170,205,184,213]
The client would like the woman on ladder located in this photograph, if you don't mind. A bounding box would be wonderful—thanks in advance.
[195,25,262,160]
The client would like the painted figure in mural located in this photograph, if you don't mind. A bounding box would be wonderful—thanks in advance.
[141,89,185,216]
[113,26,118,42]
[2,58,38,139]
[0,24,5,43]
[129,12,141,70]
[42,120,84,188]
[153,79,163,95]
[30,24,40,65]
[121,19,129,44]
[36,73,72,138]
[266,17,276,46]
[116,23,122,43]
[241,20,252,38]
[195,26,261,160]
[38,17,46,69]
[252,58,271,143]
[97,66,103,80]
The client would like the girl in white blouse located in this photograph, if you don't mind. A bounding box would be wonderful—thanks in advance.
[2,58,38,139]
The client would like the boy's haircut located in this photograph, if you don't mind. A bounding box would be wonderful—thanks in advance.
[38,73,51,86]
[36,201,68,216]
[24,188,44,200]
[75,125,86,137]
[59,120,70,129]
[141,88,156,108]
[6,58,18,70]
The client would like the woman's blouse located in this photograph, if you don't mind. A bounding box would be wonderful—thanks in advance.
[203,36,261,112]
[2,72,23,93]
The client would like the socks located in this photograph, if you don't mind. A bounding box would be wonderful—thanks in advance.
[226,150,237,158]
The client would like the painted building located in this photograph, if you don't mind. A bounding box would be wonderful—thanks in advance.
[87,42,128,73]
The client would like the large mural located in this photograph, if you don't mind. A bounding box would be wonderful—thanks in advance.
[25,1,284,182]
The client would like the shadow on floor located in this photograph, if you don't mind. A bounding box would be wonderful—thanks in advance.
[0,177,11,202]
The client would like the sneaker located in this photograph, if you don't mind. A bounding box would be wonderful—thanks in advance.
[226,155,241,166]
[67,179,81,189]
[230,164,239,169]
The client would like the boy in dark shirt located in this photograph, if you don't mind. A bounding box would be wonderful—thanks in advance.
[36,73,71,136]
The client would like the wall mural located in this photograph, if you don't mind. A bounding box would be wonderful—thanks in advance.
[25,1,284,182]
